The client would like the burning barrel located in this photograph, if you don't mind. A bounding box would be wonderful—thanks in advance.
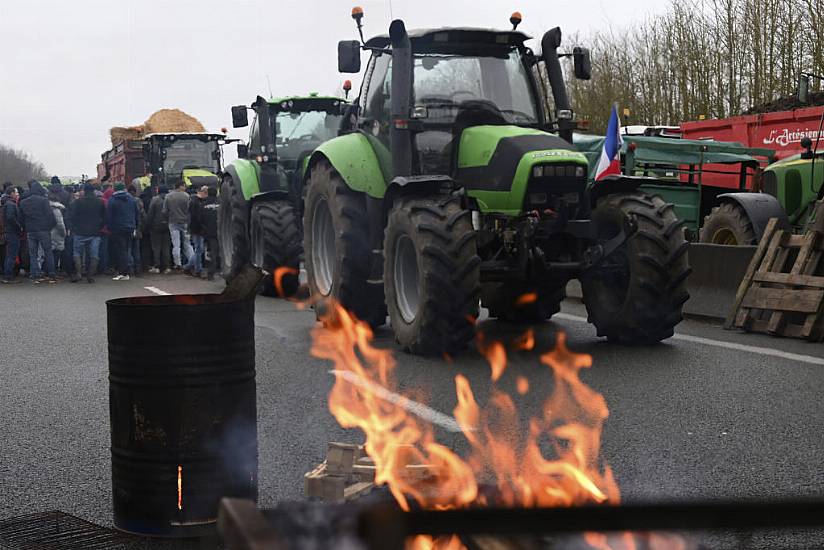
[107,294,258,537]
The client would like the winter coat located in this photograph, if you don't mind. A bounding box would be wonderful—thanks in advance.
[189,196,204,235]
[201,196,219,238]
[2,197,22,236]
[19,181,56,233]
[163,190,190,225]
[146,193,169,232]
[134,197,147,238]
[106,191,139,234]
[68,194,105,237]
[50,201,66,251]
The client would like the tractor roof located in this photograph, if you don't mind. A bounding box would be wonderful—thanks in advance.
[365,27,531,50]
[264,94,347,113]
[144,132,225,140]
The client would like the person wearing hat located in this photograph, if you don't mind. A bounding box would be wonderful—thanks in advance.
[105,182,139,281]
[68,183,105,283]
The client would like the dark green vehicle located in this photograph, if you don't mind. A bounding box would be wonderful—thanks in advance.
[300,11,690,354]
[220,94,346,295]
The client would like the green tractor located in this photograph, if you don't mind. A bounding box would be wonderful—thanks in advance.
[700,136,824,244]
[143,133,226,189]
[300,10,690,354]
[220,94,347,295]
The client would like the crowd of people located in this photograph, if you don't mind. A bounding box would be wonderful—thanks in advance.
[0,176,221,284]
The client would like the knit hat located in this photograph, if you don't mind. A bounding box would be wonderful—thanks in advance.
[83,183,96,194]
[114,182,126,192]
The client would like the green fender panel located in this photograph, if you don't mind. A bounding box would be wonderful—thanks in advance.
[311,133,387,198]
[226,159,261,201]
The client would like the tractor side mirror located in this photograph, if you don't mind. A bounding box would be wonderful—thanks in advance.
[338,40,362,73]
[799,74,811,104]
[801,136,814,160]
[231,105,249,128]
[573,47,592,80]
[237,143,249,159]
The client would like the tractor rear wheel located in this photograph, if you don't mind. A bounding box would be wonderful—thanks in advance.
[303,160,386,327]
[581,191,690,344]
[251,201,302,297]
[384,196,480,355]
[218,176,249,281]
[484,282,566,323]
[699,202,757,245]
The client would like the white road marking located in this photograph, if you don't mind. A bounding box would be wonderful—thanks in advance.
[144,286,171,296]
[329,369,465,433]
[554,313,824,366]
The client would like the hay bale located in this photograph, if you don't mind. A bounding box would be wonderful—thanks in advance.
[110,126,144,145]
[143,109,206,134]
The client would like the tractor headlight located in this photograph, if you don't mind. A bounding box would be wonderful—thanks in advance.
[532,165,544,178]
[575,166,586,178]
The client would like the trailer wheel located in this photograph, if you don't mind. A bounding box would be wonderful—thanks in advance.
[582,192,690,344]
[303,160,386,327]
[484,282,566,323]
[699,202,757,245]
[384,196,480,355]
[218,176,249,280]
[251,201,302,297]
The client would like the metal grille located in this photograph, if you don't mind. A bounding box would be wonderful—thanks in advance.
[0,511,133,550]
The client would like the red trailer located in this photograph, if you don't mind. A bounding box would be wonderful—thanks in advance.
[680,105,824,190]
[96,139,146,184]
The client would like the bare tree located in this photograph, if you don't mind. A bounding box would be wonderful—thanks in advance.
[0,144,48,186]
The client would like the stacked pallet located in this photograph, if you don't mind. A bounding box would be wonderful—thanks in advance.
[304,443,434,503]
[726,202,824,341]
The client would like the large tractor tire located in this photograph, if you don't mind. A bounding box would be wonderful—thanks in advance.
[303,160,386,327]
[699,202,757,245]
[384,196,481,355]
[250,200,302,298]
[218,175,250,280]
[484,282,566,324]
[581,191,690,344]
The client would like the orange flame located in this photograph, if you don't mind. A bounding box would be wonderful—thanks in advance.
[177,465,183,511]
[515,292,537,306]
[273,266,299,298]
[312,302,622,549]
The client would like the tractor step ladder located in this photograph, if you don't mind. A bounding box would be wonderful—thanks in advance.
[725,206,824,342]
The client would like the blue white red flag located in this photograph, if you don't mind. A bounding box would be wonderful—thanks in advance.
[594,105,623,181]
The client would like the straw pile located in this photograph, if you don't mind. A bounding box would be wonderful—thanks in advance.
[109,109,207,145]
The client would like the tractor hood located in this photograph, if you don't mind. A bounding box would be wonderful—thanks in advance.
[182,168,220,189]
[457,125,588,213]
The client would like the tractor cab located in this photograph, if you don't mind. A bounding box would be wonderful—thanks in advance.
[231,95,346,196]
[143,133,225,190]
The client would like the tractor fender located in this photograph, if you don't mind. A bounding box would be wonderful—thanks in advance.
[249,189,290,205]
[225,160,261,202]
[588,175,653,207]
[308,133,387,198]
[717,192,790,241]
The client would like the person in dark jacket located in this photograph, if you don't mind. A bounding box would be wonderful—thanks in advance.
[2,187,23,283]
[19,180,57,283]
[202,186,220,280]
[68,183,106,283]
[186,186,208,276]
[127,184,147,275]
[106,183,139,281]
[49,176,71,208]
[146,186,171,274]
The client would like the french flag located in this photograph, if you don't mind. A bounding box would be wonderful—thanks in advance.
[594,105,624,181]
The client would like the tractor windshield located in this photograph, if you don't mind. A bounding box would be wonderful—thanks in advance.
[275,111,341,163]
[413,49,539,125]
[162,139,219,175]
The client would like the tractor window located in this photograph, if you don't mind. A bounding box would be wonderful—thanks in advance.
[161,140,219,175]
[362,53,392,125]
[275,111,342,167]
[413,49,539,125]
[249,117,261,154]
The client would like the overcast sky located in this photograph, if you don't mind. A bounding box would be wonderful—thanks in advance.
[0,0,667,177]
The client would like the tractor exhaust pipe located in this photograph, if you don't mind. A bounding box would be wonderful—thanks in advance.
[542,28,575,144]
[255,96,280,193]
[389,19,413,178]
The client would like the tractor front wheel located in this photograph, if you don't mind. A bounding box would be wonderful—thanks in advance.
[581,192,690,344]
[699,202,757,245]
[218,175,250,281]
[384,196,480,355]
[303,160,386,327]
[250,200,302,297]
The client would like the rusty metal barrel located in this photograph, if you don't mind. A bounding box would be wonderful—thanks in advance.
[107,294,258,537]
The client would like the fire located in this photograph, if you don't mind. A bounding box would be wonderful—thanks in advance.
[177,465,183,511]
[273,266,299,298]
[515,292,537,306]
[312,303,621,549]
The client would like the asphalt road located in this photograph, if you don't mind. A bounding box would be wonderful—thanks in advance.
[1,274,823,549]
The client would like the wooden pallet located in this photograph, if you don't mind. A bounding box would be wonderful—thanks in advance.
[726,211,824,341]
